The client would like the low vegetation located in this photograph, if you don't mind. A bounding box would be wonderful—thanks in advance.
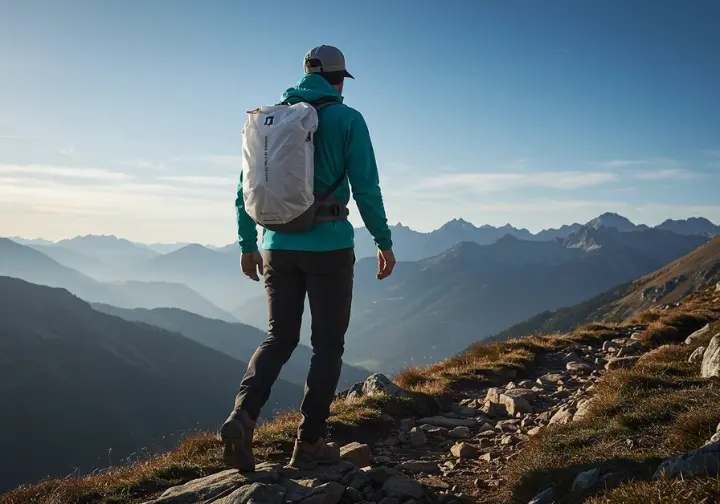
[4,287,719,504]
[506,289,720,504]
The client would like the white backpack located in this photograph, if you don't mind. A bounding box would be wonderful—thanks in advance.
[241,98,348,233]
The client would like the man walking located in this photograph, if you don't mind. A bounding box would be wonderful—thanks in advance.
[221,45,395,471]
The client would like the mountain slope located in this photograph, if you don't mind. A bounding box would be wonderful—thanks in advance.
[656,217,720,236]
[491,236,720,341]
[139,244,262,310]
[92,304,371,390]
[342,228,708,371]
[0,277,301,492]
[0,238,236,321]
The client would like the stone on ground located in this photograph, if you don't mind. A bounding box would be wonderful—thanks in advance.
[549,407,575,425]
[499,392,533,416]
[653,441,720,479]
[566,361,593,374]
[417,416,477,428]
[340,442,372,468]
[450,442,478,459]
[144,469,249,503]
[409,427,427,447]
[448,426,470,439]
[685,324,711,345]
[362,374,410,398]
[689,346,706,364]
[571,468,601,492]
[605,356,640,371]
[396,460,441,474]
[536,373,566,388]
[701,335,720,378]
[528,487,554,504]
[382,475,424,499]
[216,483,285,504]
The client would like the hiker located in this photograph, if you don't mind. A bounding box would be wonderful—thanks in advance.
[221,45,395,471]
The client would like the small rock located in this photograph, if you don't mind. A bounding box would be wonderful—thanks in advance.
[478,452,493,462]
[566,361,593,374]
[572,468,601,492]
[409,427,427,447]
[221,483,285,504]
[685,324,711,345]
[400,418,414,432]
[363,374,410,398]
[364,467,400,485]
[305,482,345,504]
[378,498,399,504]
[396,460,440,474]
[527,426,543,436]
[528,487,554,504]
[653,441,720,479]
[605,356,640,371]
[485,388,502,403]
[536,373,566,388]
[689,346,706,364]
[474,478,488,488]
[340,443,372,468]
[701,335,720,378]
[382,475,424,500]
[631,332,645,341]
[519,379,535,388]
[499,393,533,416]
[500,435,517,445]
[416,416,477,428]
[448,426,470,439]
[342,486,364,503]
[549,407,575,425]
[450,442,478,459]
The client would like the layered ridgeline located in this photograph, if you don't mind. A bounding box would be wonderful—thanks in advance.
[492,236,720,342]
[92,304,371,391]
[6,251,720,504]
[0,238,237,322]
[339,227,709,371]
[0,277,303,493]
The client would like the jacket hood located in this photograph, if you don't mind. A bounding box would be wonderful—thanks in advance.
[281,74,344,104]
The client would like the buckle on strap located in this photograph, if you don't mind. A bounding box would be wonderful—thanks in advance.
[330,204,341,217]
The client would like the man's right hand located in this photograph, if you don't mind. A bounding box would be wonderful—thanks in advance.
[240,250,264,282]
[377,249,396,280]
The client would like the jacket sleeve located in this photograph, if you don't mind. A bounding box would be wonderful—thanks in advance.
[235,173,259,253]
[345,111,393,251]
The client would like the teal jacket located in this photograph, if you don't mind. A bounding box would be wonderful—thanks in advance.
[235,74,393,253]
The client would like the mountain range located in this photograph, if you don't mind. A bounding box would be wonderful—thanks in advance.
[91,304,371,391]
[0,238,237,321]
[491,236,720,341]
[0,276,302,492]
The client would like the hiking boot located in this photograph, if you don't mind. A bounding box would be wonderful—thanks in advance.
[288,438,341,470]
[220,409,256,472]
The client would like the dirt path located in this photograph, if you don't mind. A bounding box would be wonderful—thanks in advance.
[143,325,649,504]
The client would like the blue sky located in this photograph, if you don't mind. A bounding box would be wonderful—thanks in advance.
[1,0,719,245]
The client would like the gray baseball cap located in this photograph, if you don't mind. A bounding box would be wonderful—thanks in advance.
[304,45,355,79]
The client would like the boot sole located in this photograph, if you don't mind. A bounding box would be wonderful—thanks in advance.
[220,419,255,472]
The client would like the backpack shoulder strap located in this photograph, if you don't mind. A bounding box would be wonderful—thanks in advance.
[316,171,347,202]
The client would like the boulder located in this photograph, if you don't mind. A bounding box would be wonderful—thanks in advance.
[702,335,720,378]
[145,469,249,503]
[685,324,711,345]
[605,356,640,371]
[485,387,502,403]
[382,475,424,500]
[364,467,401,485]
[341,443,372,468]
[450,442,478,459]
[217,483,285,504]
[653,441,720,479]
[409,427,427,447]
[448,426,470,439]
[400,418,414,432]
[536,373,566,388]
[566,361,593,374]
[549,407,575,425]
[571,468,601,492]
[499,393,533,416]
[689,346,706,364]
[301,482,345,504]
[573,399,592,422]
[362,374,410,398]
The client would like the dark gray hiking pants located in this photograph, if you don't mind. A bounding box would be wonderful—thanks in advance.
[234,248,355,443]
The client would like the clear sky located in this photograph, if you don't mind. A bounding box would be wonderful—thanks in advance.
[1,0,719,245]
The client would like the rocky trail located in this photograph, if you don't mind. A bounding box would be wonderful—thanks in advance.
[143,321,719,504]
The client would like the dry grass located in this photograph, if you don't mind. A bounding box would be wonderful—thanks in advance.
[7,287,718,504]
[0,433,224,504]
[506,288,720,504]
